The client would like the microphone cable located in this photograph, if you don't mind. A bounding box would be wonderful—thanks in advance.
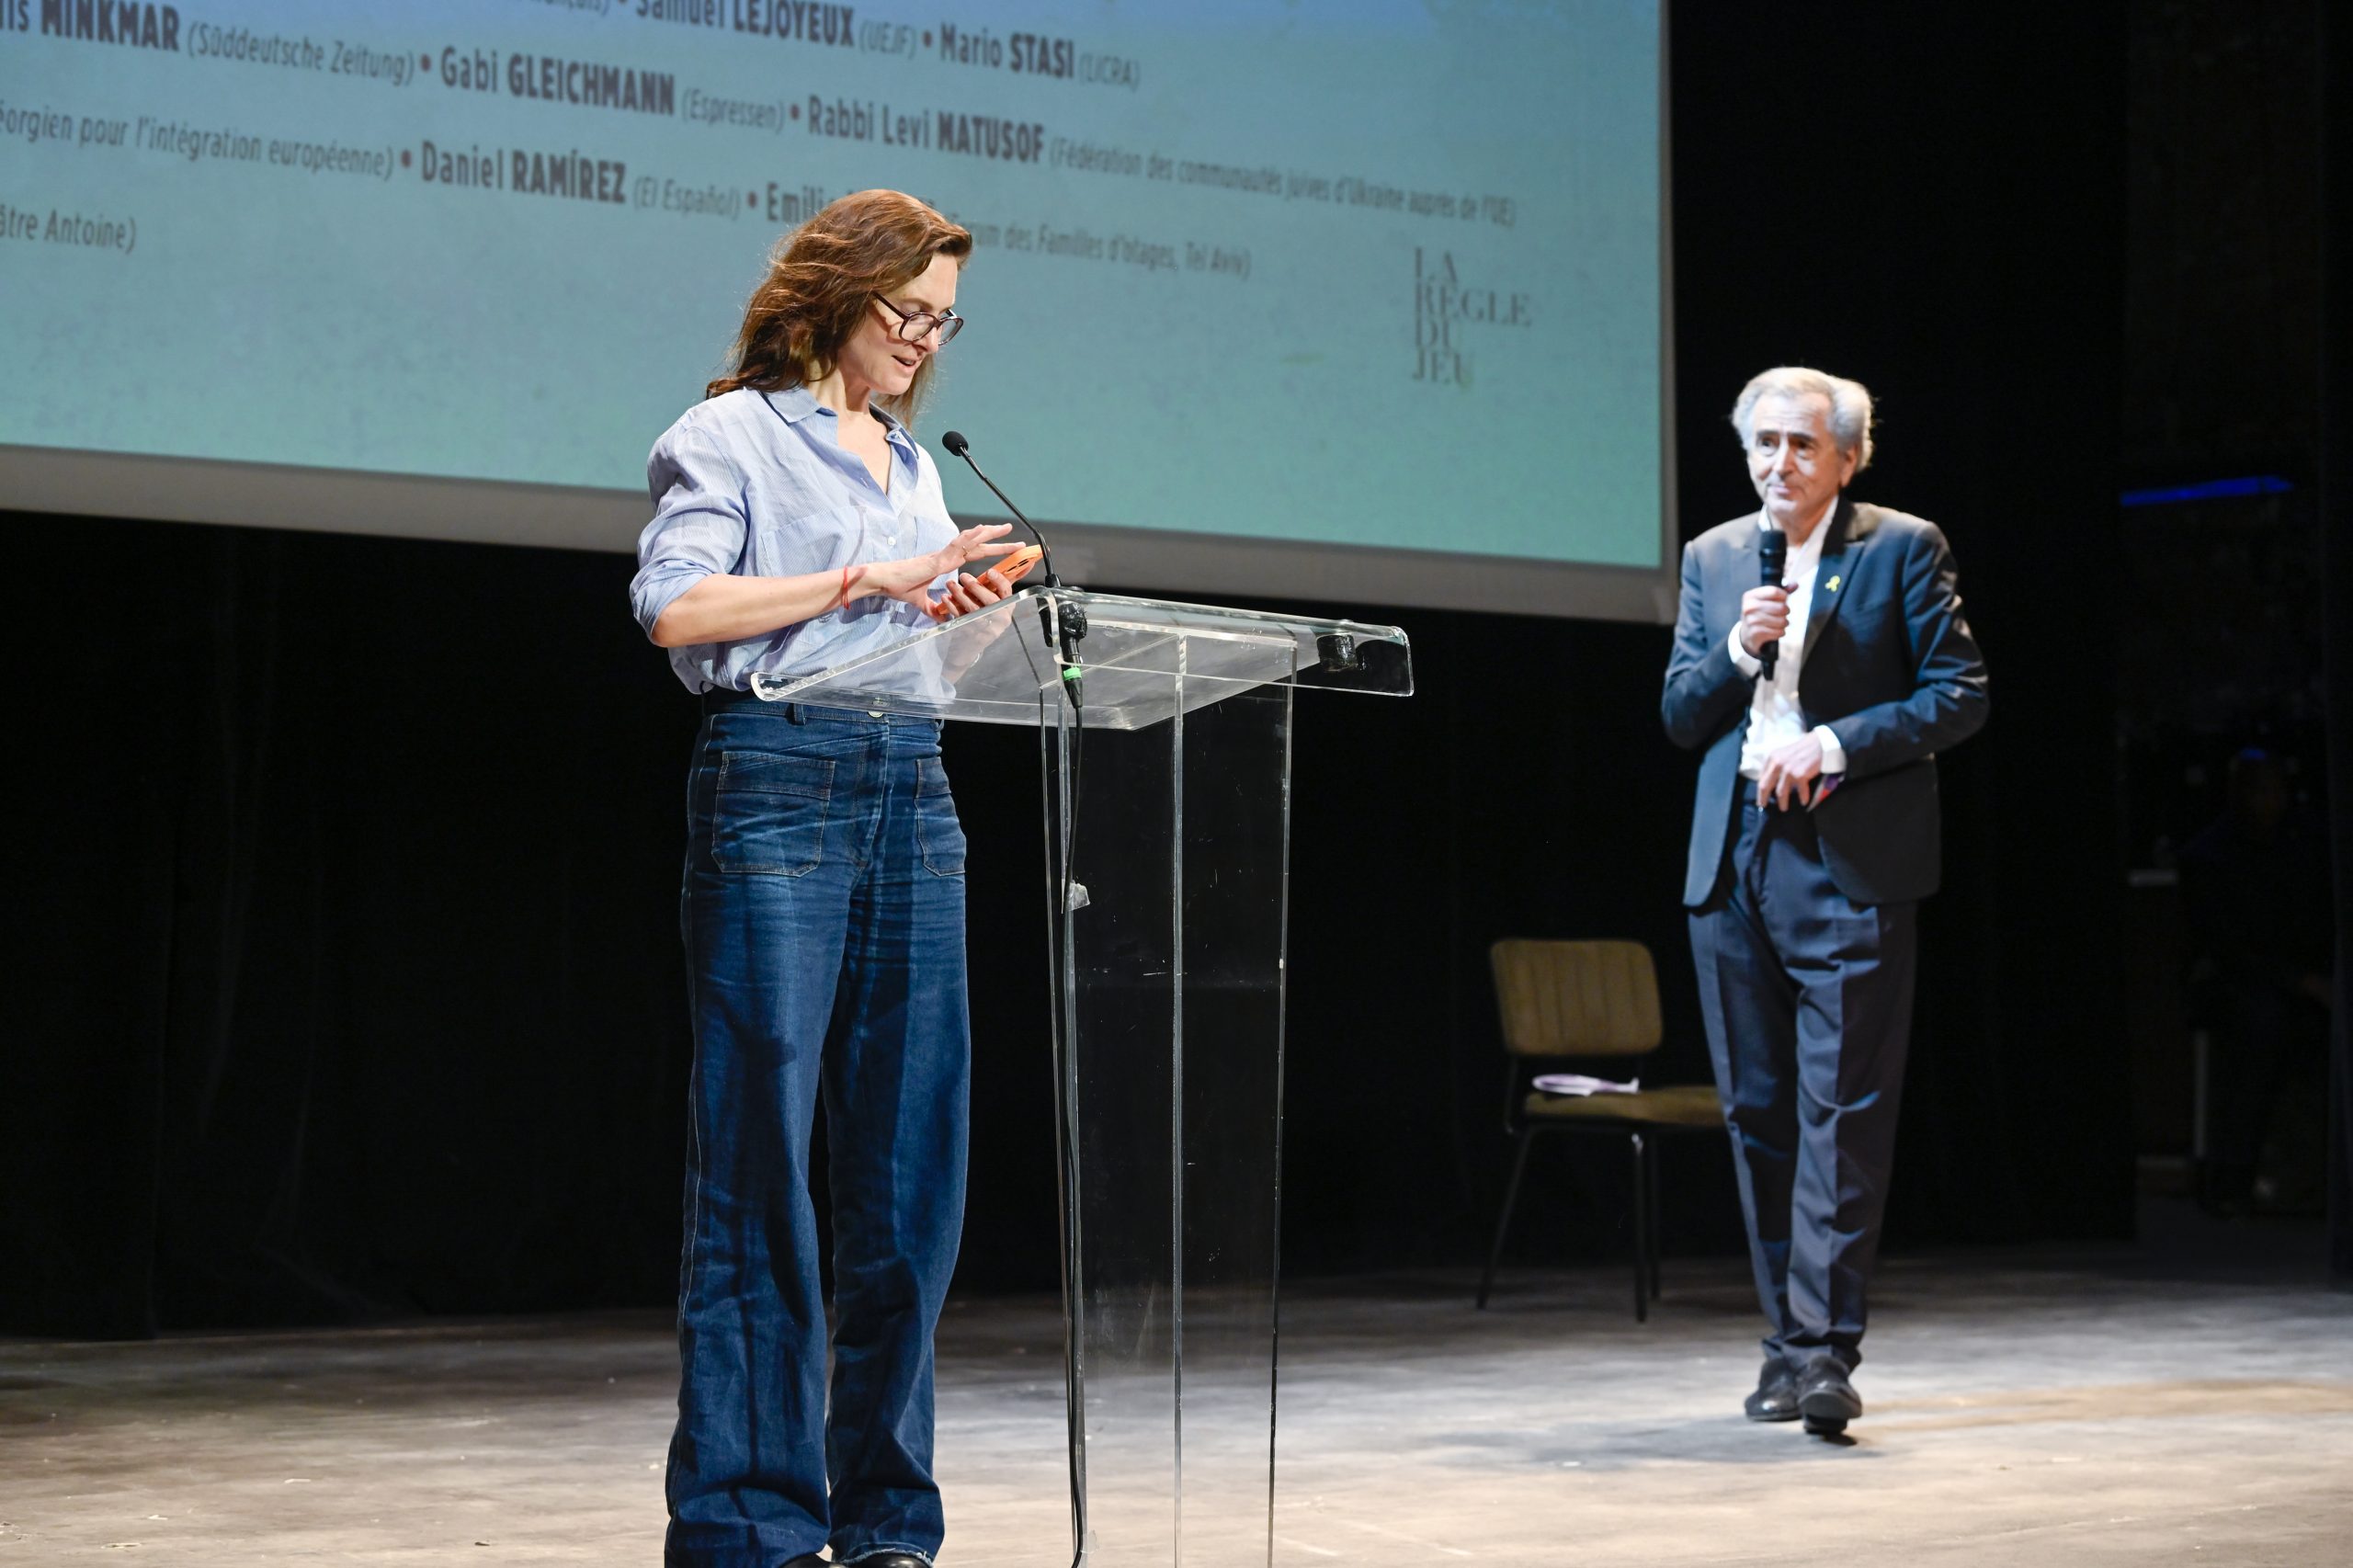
[939,427,1091,1565]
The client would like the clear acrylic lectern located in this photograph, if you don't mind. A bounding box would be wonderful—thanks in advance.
[756,586,1411,1567]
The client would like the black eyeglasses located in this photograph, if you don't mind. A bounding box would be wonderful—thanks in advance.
[875,295,963,347]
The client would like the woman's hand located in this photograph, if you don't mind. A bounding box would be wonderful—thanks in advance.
[924,565,1017,620]
[929,556,1031,692]
[862,523,1018,608]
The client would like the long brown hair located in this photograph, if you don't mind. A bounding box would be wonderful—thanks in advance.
[706,189,972,420]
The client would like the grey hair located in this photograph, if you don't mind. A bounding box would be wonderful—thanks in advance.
[1731,367,1875,472]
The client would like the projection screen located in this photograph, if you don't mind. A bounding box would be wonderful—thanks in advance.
[0,0,1673,620]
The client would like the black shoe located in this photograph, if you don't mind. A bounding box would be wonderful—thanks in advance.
[838,1556,929,1568]
[1743,1359,1800,1422]
[781,1557,828,1568]
[1796,1361,1862,1436]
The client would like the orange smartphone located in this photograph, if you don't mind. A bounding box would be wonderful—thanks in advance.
[975,543,1042,586]
[926,544,1044,619]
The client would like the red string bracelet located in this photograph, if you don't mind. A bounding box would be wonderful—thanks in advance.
[839,565,852,608]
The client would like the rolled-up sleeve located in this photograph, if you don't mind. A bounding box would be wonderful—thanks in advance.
[631,421,747,641]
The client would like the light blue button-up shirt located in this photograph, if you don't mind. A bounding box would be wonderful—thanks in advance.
[630,386,960,693]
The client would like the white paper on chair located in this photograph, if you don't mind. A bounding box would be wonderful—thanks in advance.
[1531,1073,1640,1097]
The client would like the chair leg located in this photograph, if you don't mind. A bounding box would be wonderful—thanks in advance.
[1630,1131,1649,1324]
[1477,1130,1537,1310]
[1646,1135,1664,1302]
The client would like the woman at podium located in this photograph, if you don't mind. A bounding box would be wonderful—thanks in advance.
[627,188,1021,1568]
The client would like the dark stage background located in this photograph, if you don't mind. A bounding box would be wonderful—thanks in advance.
[2322,0,2353,1278]
[1,1,2198,1336]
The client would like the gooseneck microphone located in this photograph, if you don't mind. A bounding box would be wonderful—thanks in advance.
[939,429,1062,587]
[938,430,1086,709]
[1756,525,1788,682]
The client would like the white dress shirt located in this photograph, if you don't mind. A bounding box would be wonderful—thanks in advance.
[1730,506,1849,781]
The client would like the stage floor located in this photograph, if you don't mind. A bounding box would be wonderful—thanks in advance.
[6,1221,2350,1565]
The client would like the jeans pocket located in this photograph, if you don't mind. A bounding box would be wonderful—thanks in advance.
[915,756,965,877]
[711,750,834,876]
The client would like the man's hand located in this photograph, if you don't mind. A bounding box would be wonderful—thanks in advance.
[1739,585,1791,661]
[1756,732,1826,811]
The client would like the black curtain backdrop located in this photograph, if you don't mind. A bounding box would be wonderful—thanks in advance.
[0,2,2134,1337]
[2321,1,2353,1278]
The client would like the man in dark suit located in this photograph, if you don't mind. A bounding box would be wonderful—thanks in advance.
[1662,367,1988,1437]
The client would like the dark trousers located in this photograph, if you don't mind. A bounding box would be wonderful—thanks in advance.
[667,704,972,1568]
[1688,796,1916,1373]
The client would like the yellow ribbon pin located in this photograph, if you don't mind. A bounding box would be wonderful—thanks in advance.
[1825,574,1841,593]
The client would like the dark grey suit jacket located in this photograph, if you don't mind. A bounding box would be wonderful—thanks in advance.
[1661,499,1990,908]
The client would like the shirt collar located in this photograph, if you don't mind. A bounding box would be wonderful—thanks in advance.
[1758,498,1837,567]
[762,385,921,474]
[763,384,824,425]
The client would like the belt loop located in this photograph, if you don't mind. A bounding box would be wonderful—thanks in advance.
[785,702,806,725]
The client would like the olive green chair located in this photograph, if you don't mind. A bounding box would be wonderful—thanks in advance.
[1476,938,1723,1322]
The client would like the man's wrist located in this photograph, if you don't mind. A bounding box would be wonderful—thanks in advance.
[1813,724,1847,774]
[1728,623,1763,676]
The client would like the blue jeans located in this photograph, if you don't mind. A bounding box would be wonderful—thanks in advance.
[666,702,972,1568]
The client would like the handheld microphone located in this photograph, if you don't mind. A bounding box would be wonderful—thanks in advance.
[938,430,1086,709]
[1756,526,1788,682]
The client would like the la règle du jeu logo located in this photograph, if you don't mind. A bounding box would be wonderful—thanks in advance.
[1414,248,1532,388]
